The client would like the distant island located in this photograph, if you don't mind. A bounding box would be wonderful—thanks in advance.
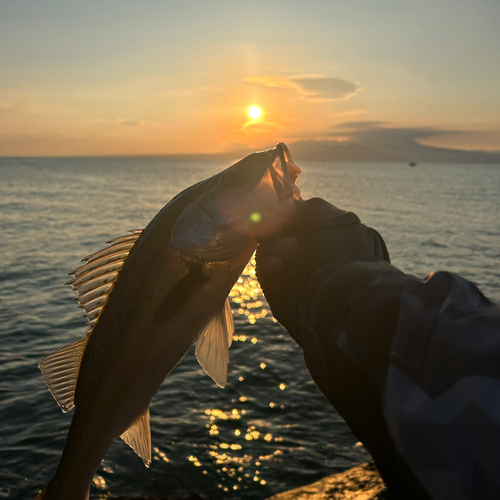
[148,138,500,164]
[285,139,500,164]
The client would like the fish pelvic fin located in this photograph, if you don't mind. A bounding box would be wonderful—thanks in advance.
[38,336,89,413]
[120,409,152,467]
[195,297,234,388]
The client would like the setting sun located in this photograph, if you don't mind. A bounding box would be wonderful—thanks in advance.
[247,105,262,120]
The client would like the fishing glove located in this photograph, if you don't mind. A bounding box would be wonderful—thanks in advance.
[255,198,431,499]
[256,197,398,351]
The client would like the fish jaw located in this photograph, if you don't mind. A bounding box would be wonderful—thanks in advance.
[170,143,301,260]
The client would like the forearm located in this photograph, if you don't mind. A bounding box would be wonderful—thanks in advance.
[296,262,431,498]
[299,260,403,399]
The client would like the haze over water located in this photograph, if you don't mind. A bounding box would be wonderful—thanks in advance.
[0,157,499,499]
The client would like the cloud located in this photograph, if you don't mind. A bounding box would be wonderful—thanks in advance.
[287,121,500,162]
[0,131,167,156]
[0,103,33,118]
[335,121,386,130]
[244,75,363,102]
[117,119,144,127]
[292,76,362,101]
[158,86,222,99]
[330,121,455,153]
[330,109,366,119]
[91,118,144,127]
[244,75,299,92]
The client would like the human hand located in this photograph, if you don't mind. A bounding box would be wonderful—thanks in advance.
[256,197,347,344]
[256,197,391,347]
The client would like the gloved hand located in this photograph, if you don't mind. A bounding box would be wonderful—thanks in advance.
[256,197,391,348]
[257,198,431,500]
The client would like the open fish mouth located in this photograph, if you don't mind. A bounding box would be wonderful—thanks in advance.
[271,143,301,202]
[170,143,301,260]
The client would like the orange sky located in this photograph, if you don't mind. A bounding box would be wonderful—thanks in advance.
[1,0,499,156]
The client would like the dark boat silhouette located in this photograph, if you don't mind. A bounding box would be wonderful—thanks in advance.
[408,161,417,167]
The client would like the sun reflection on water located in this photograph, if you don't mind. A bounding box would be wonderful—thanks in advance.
[185,252,290,492]
[198,402,286,489]
[229,254,268,326]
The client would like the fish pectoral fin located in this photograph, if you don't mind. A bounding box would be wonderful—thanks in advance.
[38,336,89,413]
[195,297,234,388]
[120,409,152,467]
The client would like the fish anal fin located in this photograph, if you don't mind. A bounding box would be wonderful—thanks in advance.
[195,297,233,388]
[120,409,151,467]
[38,336,88,413]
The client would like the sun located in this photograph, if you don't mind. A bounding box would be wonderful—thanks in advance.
[247,105,262,120]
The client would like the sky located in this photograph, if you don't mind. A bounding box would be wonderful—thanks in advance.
[1,0,499,156]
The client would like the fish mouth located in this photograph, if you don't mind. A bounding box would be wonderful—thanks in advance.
[270,143,299,203]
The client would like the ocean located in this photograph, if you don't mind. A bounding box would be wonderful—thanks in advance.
[0,157,499,499]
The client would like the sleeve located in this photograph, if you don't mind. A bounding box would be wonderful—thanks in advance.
[300,264,500,500]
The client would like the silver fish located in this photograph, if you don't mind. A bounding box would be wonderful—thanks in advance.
[35,143,301,499]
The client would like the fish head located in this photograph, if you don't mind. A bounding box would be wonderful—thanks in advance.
[170,143,301,261]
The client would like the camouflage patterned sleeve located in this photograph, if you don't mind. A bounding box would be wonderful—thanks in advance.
[303,268,500,499]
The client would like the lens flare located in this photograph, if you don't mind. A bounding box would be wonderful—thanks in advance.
[250,212,262,222]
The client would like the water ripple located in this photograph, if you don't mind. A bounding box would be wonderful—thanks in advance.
[0,158,498,499]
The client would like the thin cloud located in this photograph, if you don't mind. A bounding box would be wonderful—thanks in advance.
[292,76,363,101]
[117,119,144,127]
[331,109,366,119]
[91,118,144,127]
[330,121,461,153]
[244,75,363,102]
[244,75,300,92]
[335,120,386,130]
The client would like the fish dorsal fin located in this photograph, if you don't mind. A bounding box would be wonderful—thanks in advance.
[67,230,143,334]
[38,230,143,413]
[38,336,89,413]
[195,298,234,388]
[120,409,151,467]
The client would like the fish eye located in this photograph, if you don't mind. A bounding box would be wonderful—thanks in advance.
[221,168,252,188]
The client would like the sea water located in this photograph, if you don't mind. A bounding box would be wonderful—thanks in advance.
[0,158,499,499]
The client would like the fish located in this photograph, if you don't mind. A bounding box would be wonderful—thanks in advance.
[35,143,301,499]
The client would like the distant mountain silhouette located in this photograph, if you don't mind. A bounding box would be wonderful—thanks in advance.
[288,139,500,163]
[286,122,500,163]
